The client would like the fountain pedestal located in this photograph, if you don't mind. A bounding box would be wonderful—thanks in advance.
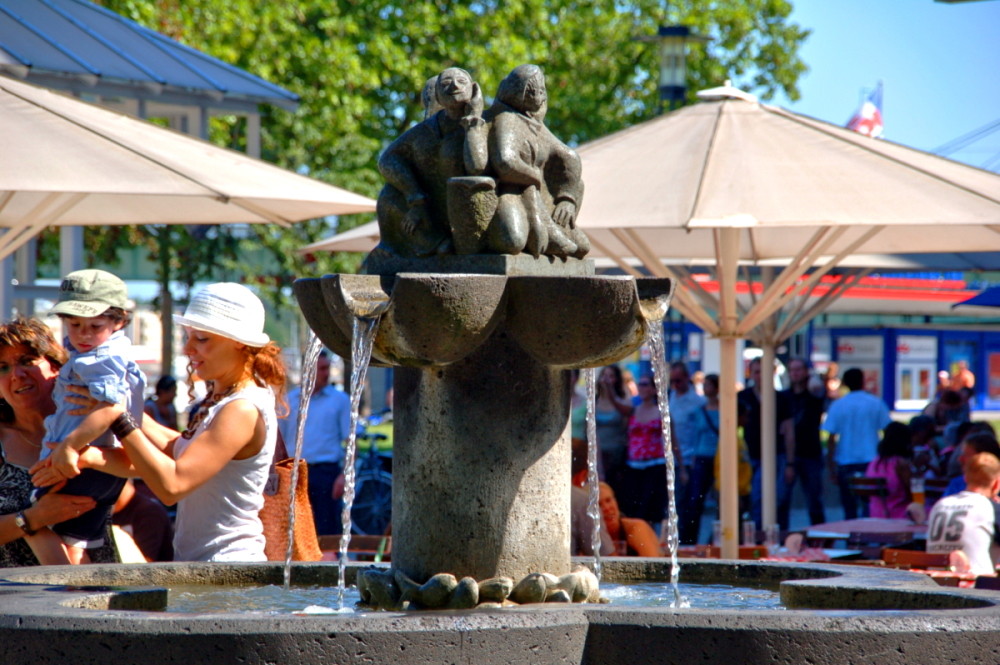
[393,332,570,582]
[294,261,673,604]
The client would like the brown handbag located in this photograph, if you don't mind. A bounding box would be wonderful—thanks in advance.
[259,458,323,561]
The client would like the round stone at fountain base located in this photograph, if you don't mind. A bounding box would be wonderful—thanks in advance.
[357,564,602,610]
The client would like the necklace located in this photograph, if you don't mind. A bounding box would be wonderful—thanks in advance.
[8,427,41,449]
[180,382,239,439]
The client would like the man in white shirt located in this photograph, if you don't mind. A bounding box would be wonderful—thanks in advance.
[927,451,1000,577]
[279,351,351,535]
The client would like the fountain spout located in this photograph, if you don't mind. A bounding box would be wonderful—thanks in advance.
[637,278,677,323]
[335,274,390,319]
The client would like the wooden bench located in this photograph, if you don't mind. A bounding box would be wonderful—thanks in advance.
[848,476,888,499]
[847,530,915,559]
[880,548,951,570]
[318,535,391,562]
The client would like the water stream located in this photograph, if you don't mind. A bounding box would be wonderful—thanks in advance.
[337,316,381,610]
[584,367,602,581]
[283,333,325,589]
[645,322,686,608]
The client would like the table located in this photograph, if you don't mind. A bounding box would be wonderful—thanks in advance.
[760,548,863,563]
[676,545,861,562]
[806,517,927,541]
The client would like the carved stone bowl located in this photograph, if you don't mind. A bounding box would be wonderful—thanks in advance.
[294,274,674,369]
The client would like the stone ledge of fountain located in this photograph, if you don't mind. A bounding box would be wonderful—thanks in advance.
[3,560,1000,665]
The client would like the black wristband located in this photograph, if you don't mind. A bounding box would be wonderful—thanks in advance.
[110,411,138,440]
[14,511,35,535]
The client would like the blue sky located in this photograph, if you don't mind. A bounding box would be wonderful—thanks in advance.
[771,0,1000,171]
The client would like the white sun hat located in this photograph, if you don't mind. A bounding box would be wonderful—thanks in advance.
[174,283,270,347]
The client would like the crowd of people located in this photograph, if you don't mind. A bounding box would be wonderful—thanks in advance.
[571,356,999,577]
[2,269,997,578]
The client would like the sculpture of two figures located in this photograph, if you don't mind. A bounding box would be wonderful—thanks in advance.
[373,65,591,262]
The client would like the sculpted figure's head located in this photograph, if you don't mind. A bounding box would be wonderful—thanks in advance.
[497,64,547,118]
[435,68,475,115]
[421,75,442,119]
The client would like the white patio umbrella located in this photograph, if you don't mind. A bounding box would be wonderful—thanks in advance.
[0,74,376,261]
[299,220,381,254]
[574,86,1000,557]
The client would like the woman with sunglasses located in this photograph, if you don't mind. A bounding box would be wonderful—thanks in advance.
[0,317,107,567]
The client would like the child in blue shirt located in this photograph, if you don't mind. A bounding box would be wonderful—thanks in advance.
[28,270,146,564]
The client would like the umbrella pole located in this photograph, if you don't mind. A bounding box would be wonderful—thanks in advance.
[718,335,740,559]
[717,228,741,559]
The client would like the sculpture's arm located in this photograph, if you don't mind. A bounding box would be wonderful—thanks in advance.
[378,137,431,234]
[547,141,584,227]
[463,117,488,175]
[378,140,426,206]
[489,116,543,188]
[461,83,489,175]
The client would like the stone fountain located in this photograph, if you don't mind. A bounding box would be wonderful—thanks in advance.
[293,63,673,607]
[3,64,1000,664]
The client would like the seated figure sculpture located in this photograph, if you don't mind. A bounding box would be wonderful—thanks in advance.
[373,67,486,258]
[371,64,590,262]
[481,64,589,259]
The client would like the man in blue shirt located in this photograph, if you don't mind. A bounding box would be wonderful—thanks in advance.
[822,367,892,520]
[279,351,351,535]
[669,362,705,539]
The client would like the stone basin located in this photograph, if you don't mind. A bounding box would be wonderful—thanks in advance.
[2,559,999,665]
[293,273,671,369]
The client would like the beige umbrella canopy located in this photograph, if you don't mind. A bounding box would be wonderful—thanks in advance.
[575,86,1000,557]
[299,220,381,254]
[0,74,376,260]
[579,85,999,232]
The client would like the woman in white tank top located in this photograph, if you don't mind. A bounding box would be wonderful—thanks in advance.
[37,283,288,562]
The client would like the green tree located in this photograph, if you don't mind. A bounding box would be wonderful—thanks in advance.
[86,0,808,330]
[105,0,807,162]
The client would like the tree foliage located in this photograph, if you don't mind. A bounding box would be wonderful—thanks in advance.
[89,0,808,302]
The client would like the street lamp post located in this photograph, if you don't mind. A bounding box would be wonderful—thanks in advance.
[638,25,708,113]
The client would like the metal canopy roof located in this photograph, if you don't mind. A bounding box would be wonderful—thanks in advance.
[0,0,298,112]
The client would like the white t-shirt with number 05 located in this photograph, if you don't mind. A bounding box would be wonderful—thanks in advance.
[926,490,999,576]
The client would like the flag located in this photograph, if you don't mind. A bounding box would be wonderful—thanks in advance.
[846,82,883,138]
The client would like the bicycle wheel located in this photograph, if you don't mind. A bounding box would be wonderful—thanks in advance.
[351,470,393,536]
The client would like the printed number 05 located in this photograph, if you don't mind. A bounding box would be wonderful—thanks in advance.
[929,509,967,542]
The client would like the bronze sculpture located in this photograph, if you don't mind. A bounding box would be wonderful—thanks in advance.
[371,64,589,262]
